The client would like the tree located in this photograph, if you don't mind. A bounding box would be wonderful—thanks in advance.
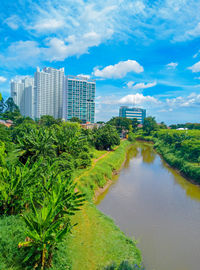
[18,174,85,269]
[39,115,58,127]
[159,121,167,129]
[143,117,157,135]
[132,118,139,132]
[0,97,6,113]
[17,128,57,163]
[4,97,19,113]
[69,117,82,124]
[94,124,120,150]
[107,117,132,133]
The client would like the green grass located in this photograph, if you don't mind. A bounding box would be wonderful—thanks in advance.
[0,215,26,270]
[77,140,132,200]
[61,203,141,270]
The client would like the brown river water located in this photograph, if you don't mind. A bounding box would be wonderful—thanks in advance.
[96,142,200,270]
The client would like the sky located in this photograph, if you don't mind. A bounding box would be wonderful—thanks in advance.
[0,0,200,124]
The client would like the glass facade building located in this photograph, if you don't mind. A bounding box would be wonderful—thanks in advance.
[119,106,146,124]
[63,76,95,123]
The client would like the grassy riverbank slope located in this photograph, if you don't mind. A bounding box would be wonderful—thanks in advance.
[134,130,200,184]
[0,140,142,270]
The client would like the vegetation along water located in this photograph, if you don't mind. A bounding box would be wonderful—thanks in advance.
[97,141,200,270]
[1,97,200,270]
[0,98,142,270]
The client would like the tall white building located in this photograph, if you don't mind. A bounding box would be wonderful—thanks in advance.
[34,67,64,119]
[11,77,34,118]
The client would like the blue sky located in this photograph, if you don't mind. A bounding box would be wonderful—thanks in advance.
[1,0,200,124]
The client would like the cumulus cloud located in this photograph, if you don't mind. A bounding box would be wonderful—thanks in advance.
[166,62,178,69]
[0,76,7,83]
[127,81,157,90]
[188,61,200,73]
[166,93,200,108]
[93,60,144,79]
[2,0,200,67]
[119,93,159,105]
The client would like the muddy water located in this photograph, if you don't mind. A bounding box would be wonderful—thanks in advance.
[96,142,200,270]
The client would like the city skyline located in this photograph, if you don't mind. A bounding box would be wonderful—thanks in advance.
[11,67,96,123]
[1,1,200,124]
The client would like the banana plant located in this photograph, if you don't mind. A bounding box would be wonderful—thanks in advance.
[0,159,43,215]
[19,174,85,269]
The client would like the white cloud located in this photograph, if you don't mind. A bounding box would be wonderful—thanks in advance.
[127,81,135,88]
[77,74,91,79]
[188,61,200,73]
[93,60,144,79]
[43,31,105,61]
[119,93,159,105]
[166,62,178,69]
[183,23,200,40]
[4,15,21,30]
[3,0,200,68]
[31,19,64,32]
[127,81,157,90]
[166,93,200,108]
[0,41,41,68]
[0,76,7,83]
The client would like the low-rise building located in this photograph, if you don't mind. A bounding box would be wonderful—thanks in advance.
[119,106,146,124]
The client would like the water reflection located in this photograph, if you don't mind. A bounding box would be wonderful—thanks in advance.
[140,144,156,164]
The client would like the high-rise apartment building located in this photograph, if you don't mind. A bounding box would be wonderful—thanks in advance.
[11,77,34,118]
[63,76,95,123]
[34,67,64,119]
[119,106,146,124]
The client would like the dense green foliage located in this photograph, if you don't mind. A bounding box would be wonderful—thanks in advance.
[107,117,133,132]
[77,140,132,200]
[143,117,157,135]
[152,129,200,183]
[135,128,200,184]
[0,107,92,268]
[0,96,139,269]
[69,117,82,123]
[93,124,120,150]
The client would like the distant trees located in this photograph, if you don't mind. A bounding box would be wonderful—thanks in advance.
[132,118,139,131]
[0,96,21,121]
[143,117,157,135]
[170,123,200,130]
[69,117,82,123]
[107,117,133,133]
[93,124,120,150]
[39,115,61,127]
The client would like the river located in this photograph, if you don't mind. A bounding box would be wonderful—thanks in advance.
[96,142,200,270]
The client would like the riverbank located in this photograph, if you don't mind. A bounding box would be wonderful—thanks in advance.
[134,132,200,186]
[65,140,142,269]
[97,140,200,270]
[0,140,142,270]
